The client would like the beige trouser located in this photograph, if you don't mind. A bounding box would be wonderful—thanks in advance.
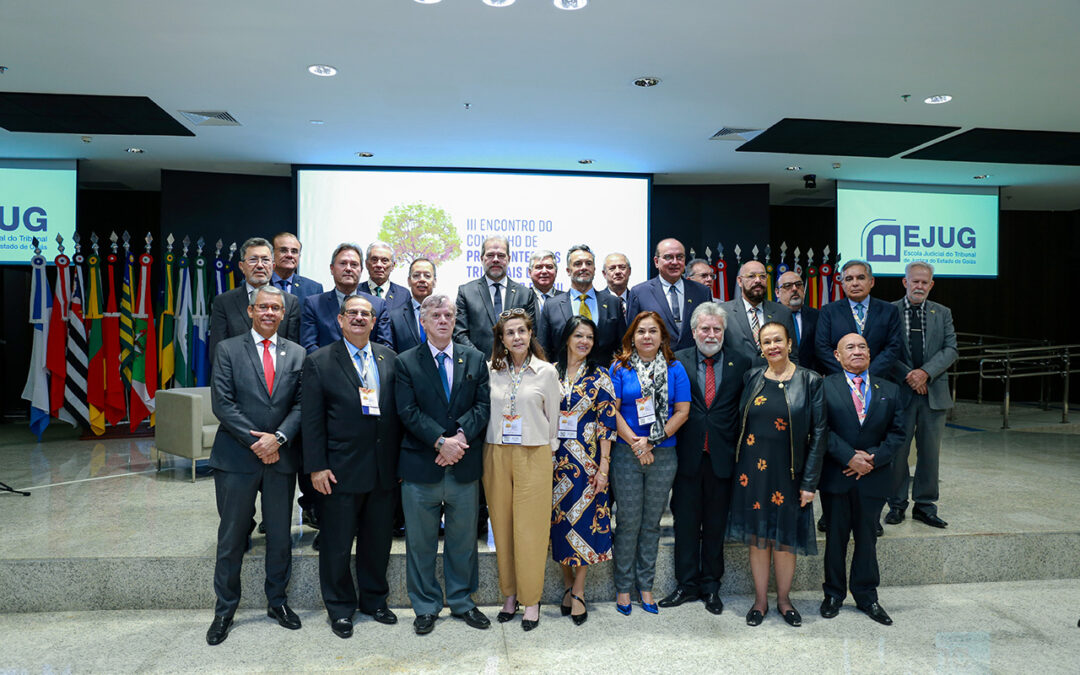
[482,443,554,606]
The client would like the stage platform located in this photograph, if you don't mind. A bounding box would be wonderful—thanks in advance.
[2,401,1078,613]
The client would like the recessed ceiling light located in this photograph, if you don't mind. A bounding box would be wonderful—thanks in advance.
[578,159,594,164]
[785,166,801,171]
[125,147,144,154]
[924,94,952,105]
[309,120,325,125]
[633,76,660,88]
[414,0,442,3]
[554,0,587,9]
[308,64,338,77]
[482,0,515,6]
[973,174,991,179]
[356,152,374,158]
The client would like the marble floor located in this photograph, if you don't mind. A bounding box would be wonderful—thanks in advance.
[1,580,1078,673]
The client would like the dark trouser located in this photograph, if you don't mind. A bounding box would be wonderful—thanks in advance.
[212,467,295,617]
[293,434,317,511]
[888,394,946,515]
[402,473,480,616]
[821,489,886,607]
[318,486,394,620]
[670,465,732,595]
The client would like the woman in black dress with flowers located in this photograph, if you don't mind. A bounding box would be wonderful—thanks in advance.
[728,322,826,627]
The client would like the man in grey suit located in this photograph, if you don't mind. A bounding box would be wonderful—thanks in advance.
[540,244,625,366]
[528,249,562,313]
[453,234,537,358]
[396,294,492,635]
[884,261,958,529]
[205,285,304,645]
[718,260,798,367]
[209,237,301,361]
[358,241,410,312]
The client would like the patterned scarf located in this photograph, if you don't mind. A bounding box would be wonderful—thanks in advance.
[630,350,669,443]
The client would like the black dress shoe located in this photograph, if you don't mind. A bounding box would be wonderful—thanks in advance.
[658,588,700,608]
[312,533,320,551]
[205,615,232,646]
[413,614,437,635]
[257,521,266,534]
[820,596,843,619]
[745,608,766,626]
[912,510,948,528]
[569,593,588,626]
[452,607,491,629]
[778,604,802,627]
[268,603,301,630]
[363,606,398,625]
[858,602,893,625]
[817,515,827,533]
[884,507,906,525]
[560,588,573,616]
[393,525,406,538]
[496,602,520,623]
[704,592,724,615]
[875,521,884,537]
[302,507,320,530]
[331,618,353,638]
[521,604,541,632]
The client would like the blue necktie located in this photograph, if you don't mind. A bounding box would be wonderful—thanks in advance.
[492,283,503,316]
[418,314,427,343]
[792,311,801,345]
[276,278,290,294]
[668,284,681,324]
[436,352,451,402]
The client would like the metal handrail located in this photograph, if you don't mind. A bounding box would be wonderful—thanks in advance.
[948,334,1050,409]
[977,344,1079,428]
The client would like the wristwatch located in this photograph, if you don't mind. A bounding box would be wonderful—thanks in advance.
[436,437,446,450]
[274,431,288,446]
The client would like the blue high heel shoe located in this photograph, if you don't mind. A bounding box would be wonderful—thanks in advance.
[641,601,659,614]
[616,602,632,616]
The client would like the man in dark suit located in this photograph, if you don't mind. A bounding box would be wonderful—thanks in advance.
[205,285,304,646]
[660,303,751,614]
[815,260,902,380]
[685,258,720,301]
[270,232,324,302]
[301,243,392,353]
[390,258,437,355]
[885,261,958,529]
[395,294,492,635]
[626,238,712,352]
[453,234,536,358]
[529,249,562,349]
[302,295,402,639]
[718,260,798,367]
[357,241,409,312]
[777,270,820,372]
[209,237,300,361]
[602,252,632,320]
[819,332,906,626]
[540,244,625,366]
[270,231,323,530]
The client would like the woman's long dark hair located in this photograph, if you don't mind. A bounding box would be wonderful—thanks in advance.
[490,310,547,370]
[554,315,599,378]
[612,310,675,370]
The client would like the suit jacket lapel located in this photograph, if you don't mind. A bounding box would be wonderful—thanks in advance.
[475,279,497,326]
[676,351,703,405]
[243,336,271,399]
[449,347,466,401]
[831,375,862,427]
[730,301,755,350]
[332,340,363,390]
[373,345,393,409]
[649,279,678,335]
[405,303,421,342]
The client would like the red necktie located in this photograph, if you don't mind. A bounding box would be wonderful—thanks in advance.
[262,339,275,395]
[703,357,715,452]
[851,375,864,421]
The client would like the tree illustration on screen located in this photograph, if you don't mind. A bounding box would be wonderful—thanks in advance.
[378,202,462,267]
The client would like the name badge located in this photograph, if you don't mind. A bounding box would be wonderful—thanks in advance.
[636,396,656,425]
[502,415,523,444]
[359,387,381,416]
[557,411,579,439]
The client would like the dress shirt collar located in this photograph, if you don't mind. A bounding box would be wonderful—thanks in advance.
[659,277,684,296]
[427,341,454,361]
[345,338,373,363]
[251,329,278,348]
[270,272,294,287]
[848,297,867,311]
[741,295,761,314]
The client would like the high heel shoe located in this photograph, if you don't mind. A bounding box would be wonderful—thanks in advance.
[560,588,572,617]
[616,601,632,616]
[570,593,588,626]
[496,601,520,623]
[521,603,541,632]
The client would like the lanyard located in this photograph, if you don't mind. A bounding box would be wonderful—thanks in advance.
[505,356,530,416]
[561,362,587,407]
[845,374,868,417]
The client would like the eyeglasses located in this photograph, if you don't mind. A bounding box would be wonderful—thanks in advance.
[253,303,283,313]
[659,254,685,262]
[740,273,768,281]
[343,309,374,318]
[779,281,805,291]
[245,256,272,266]
[499,308,527,319]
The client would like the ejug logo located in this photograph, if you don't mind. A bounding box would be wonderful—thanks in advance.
[862,219,901,262]
[0,206,48,232]
[861,218,977,263]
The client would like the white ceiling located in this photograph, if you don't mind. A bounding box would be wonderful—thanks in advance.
[3,0,1080,210]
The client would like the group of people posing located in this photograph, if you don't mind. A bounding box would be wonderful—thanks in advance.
[203,231,958,645]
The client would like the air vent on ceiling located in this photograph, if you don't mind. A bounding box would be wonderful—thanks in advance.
[179,110,241,126]
[710,126,761,141]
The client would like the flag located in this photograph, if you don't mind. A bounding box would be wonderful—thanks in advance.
[21,247,52,441]
[715,256,729,302]
[819,263,833,306]
[130,252,158,429]
[807,264,820,308]
[103,251,127,426]
[46,251,71,422]
[765,259,775,301]
[830,261,845,302]
[63,255,91,428]
[213,253,229,298]
[191,255,211,386]
[85,250,107,435]
[119,251,136,386]
[158,248,176,391]
[173,250,195,387]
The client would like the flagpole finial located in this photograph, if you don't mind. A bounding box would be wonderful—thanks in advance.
[90,232,100,255]
[717,242,724,258]
[166,233,175,251]
[228,242,237,259]
[144,232,153,252]
[109,231,119,254]
[751,245,759,260]
[182,235,191,256]
[121,231,131,253]
[215,239,223,257]
[794,246,801,261]
[32,237,41,256]
[704,245,712,262]
[54,233,65,254]
[196,237,206,256]
[689,247,696,260]
[73,231,81,251]
[808,248,815,263]
[764,244,772,262]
